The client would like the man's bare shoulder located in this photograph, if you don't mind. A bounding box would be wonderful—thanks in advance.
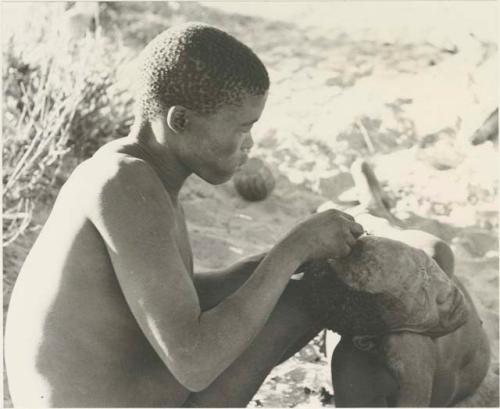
[81,148,155,188]
[64,144,174,220]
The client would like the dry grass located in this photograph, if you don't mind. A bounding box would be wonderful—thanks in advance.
[2,15,133,247]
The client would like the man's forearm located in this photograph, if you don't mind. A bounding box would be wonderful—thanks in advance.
[182,241,305,390]
[194,251,268,311]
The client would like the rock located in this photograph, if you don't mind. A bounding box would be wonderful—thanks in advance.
[318,172,355,203]
[453,228,499,257]
[470,109,498,146]
[417,129,465,170]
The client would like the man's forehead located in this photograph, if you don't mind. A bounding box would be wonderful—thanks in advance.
[218,94,267,122]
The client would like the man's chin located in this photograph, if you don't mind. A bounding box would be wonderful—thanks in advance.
[199,169,234,185]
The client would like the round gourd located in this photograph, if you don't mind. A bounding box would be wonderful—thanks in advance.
[233,158,275,201]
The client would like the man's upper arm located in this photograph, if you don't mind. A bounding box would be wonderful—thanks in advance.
[87,158,201,376]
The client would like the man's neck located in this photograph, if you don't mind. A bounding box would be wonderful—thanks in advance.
[127,125,191,205]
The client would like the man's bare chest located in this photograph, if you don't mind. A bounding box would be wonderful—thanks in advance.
[172,208,194,274]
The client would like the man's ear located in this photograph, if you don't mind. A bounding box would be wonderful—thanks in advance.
[166,105,188,133]
[352,335,381,352]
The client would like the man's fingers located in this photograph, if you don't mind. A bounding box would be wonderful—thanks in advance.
[344,233,357,248]
[350,222,364,237]
[340,212,355,222]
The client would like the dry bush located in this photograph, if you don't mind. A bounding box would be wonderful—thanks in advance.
[2,23,134,247]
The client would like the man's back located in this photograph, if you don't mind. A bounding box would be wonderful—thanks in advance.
[5,142,191,407]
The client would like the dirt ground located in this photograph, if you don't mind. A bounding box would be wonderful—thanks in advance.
[3,2,498,407]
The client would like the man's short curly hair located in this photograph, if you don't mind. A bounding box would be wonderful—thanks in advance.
[136,22,270,121]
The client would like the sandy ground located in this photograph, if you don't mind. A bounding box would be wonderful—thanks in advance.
[3,2,498,407]
[184,175,500,408]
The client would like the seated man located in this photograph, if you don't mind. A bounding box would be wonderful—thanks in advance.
[326,236,490,407]
[324,161,491,407]
[4,23,365,407]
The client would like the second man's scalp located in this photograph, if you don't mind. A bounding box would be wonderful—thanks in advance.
[136,22,269,122]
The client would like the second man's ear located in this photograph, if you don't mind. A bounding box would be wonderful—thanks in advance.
[166,106,188,133]
[352,335,380,352]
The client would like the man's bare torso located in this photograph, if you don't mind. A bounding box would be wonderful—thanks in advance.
[5,140,193,407]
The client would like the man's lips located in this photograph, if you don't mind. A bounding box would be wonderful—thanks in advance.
[238,154,248,167]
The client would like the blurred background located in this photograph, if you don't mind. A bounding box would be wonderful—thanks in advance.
[2,2,498,407]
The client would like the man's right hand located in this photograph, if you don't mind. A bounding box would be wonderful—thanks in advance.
[286,209,364,262]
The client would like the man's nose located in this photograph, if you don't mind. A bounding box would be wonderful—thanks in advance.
[435,279,453,304]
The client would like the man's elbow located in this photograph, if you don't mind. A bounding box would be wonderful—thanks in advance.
[169,351,220,392]
[178,375,212,393]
